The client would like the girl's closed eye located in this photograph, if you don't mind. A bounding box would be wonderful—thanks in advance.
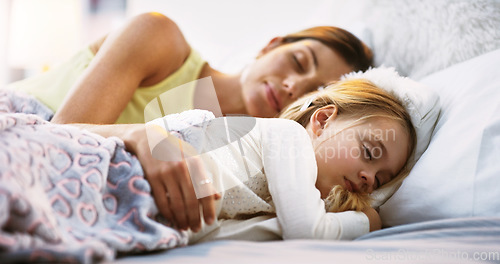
[374,176,381,189]
[362,144,372,160]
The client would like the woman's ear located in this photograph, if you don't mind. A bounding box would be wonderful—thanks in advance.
[310,105,338,136]
[257,37,284,57]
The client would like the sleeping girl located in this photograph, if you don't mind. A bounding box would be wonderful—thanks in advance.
[0,67,437,262]
[145,70,417,242]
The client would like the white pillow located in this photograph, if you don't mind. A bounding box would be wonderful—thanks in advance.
[379,48,500,226]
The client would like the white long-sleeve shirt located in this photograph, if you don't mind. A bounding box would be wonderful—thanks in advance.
[149,110,369,243]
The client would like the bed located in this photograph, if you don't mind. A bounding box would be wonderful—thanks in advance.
[2,0,500,263]
[116,0,500,263]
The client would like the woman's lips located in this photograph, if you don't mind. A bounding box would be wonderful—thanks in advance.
[265,82,281,112]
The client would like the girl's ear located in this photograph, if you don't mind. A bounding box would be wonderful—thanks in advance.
[257,37,284,57]
[310,105,338,136]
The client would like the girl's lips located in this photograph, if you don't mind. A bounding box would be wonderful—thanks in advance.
[265,82,281,112]
[344,178,354,192]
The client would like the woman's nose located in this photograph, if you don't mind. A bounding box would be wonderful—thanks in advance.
[283,77,308,100]
[283,78,297,98]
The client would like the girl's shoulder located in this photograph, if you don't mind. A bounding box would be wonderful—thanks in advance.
[257,117,306,132]
[256,118,310,144]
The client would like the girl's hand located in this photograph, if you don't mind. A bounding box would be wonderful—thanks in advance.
[362,207,382,232]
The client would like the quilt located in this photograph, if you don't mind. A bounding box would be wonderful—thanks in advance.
[0,90,187,264]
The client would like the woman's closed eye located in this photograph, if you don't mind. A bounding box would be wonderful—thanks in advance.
[292,54,305,73]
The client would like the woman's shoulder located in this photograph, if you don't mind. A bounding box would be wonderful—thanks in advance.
[92,12,190,61]
[132,12,184,37]
[124,13,191,86]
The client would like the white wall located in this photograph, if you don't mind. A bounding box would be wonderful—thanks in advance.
[126,0,356,73]
[0,0,12,86]
[3,0,127,83]
[2,0,366,85]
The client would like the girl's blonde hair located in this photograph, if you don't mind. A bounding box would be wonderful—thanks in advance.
[279,79,417,213]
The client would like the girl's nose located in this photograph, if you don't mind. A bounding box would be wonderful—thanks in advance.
[359,170,376,193]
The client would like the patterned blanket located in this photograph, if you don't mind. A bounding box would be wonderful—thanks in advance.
[0,90,187,263]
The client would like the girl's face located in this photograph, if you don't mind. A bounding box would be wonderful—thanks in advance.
[240,39,353,118]
[308,107,410,199]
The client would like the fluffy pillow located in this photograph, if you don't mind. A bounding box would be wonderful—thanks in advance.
[343,67,440,164]
[363,0,500,79]
[379,48,500,226]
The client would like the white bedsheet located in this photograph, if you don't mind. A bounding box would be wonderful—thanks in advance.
[110,217,500,264]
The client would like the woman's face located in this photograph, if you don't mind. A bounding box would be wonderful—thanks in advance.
[310,113,410,199]
[240,39,353,118]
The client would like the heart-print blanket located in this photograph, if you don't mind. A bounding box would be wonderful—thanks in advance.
[0,90,187,263]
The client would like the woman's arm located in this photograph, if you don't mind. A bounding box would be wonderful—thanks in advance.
[73,123,219,232]
[52,13,190,124]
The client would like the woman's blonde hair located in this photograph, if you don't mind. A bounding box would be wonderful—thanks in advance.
[279,79,417,213]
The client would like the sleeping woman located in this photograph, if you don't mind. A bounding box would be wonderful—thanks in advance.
[7,12,373,124]
[6,12,374,233]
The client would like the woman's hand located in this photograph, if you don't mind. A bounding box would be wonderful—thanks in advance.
[124,124,221,232]
[362,207,382,232]
[143,159,221,232]
[76,123,220,232]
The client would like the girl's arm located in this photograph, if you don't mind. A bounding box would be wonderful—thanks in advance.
[52,13,190,124]
[261,119,372,240]
[363,207,382,232]
[72,123,219,232]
